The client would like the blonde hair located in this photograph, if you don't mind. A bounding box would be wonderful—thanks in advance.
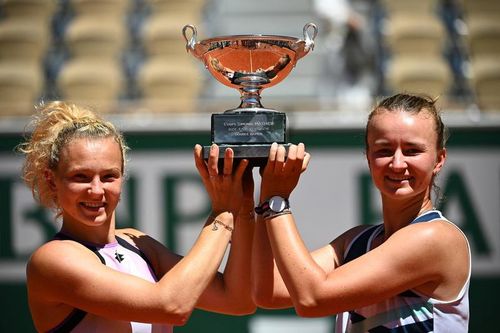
[17,101,129,210]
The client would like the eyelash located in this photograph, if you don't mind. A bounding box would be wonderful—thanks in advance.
[71,174,119,182]
[374,148,422,156]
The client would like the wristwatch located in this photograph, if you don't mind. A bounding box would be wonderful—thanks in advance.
[255,196,290,215]
[268,196,289,213]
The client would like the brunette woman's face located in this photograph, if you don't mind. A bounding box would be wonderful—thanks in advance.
[366,109,446,201]
[50,137,123,227]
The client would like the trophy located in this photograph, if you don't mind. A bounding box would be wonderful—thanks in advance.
[182,23,318,166]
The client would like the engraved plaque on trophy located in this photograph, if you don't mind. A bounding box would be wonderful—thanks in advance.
[183,23,317,165]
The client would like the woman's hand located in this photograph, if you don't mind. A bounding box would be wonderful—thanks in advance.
[194,144,249,216]
[259,142,310,202]
[239,167,255,217]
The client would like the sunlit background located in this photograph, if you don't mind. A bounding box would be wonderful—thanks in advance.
[0,0,499,123]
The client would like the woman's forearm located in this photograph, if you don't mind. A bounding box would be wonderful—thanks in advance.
[156,213,233,322]
[251,215,294,309]
[218,210,256,313]
[265,213,328,315]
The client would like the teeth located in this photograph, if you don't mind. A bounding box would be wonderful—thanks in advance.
[388,177,410,181]
[83,202,104,208]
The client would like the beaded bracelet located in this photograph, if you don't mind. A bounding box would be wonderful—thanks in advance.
[211,217,234,232]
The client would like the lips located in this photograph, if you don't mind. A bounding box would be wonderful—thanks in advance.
[386,176,412,183]
[81,202,106,209]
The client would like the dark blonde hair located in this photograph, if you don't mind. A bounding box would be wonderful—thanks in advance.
[366,93,449,150]
[17,101,129,210]
[365,93,449,202]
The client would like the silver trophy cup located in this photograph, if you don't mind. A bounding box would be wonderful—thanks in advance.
[183,23,318,165]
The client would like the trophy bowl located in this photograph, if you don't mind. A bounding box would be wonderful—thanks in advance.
[183,23,318,165]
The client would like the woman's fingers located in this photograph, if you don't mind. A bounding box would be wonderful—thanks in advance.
[223,147,234,179]
[296,142,305,159]
[267,142,278,165]
[274,144,286,173]
[302,152,311,173]
[208,144,220,178]
[194,144,209,179]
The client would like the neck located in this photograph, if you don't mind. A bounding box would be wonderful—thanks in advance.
[381,194,434,238]
[60,215,116,245]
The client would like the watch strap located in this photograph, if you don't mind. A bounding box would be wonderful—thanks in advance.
[254,201,270,215]
[255,197,290,216]
[263,208,291,220]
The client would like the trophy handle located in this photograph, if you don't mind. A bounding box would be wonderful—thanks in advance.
[182,24,198,53]
[294,23,318,61]
[303,22,318,51]
[302,22,318,50]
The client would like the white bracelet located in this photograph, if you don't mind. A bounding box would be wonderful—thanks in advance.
[263,209,292,220]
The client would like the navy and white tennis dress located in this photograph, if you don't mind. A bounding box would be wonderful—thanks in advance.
[335,210,471,333]
[47,233,173,333]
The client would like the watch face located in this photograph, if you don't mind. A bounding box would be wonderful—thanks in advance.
[269,196,286,213]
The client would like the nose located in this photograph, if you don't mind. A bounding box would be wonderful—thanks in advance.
[390,149,407,170]
[88,177,104,195]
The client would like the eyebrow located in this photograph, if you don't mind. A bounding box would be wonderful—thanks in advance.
[66,166,122,174]
[372,140,427,148]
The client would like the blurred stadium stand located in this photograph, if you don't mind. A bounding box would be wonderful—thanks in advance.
[0,0,498,122]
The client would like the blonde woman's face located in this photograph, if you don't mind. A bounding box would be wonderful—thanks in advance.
[51,137,123,228]
[366,110,446,201]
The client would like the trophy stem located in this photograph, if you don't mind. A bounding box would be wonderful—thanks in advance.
[234,73,269,110]
[239,86,263,109]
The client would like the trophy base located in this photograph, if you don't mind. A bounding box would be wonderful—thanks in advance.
[212,110,287,145]
[203,143,291,167]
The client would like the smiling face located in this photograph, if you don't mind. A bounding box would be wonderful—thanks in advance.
[366,109,446,202]
[48,137,123,229]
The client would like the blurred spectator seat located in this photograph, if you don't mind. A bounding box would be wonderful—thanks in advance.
[380,0,438,14]
[141,13,197,58]
[0,18,51,62]
[386,55,452,98]
[470,57,500,111]
[0,0,56,22]
[69,0,130,19]
[460,0,500,18]
[57,58,124,112]
[137,57,201,112]
[145,0,205,17]
[0,61,43,116]
[206,0,316,36]
[384,14,446,56]
[465,15,500,59]
[64,15,127,59]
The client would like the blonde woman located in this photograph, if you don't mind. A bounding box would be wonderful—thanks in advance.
[18,101,255,332]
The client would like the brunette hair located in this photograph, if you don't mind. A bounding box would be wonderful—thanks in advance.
[366,93,449,150]
[365,93,449,202]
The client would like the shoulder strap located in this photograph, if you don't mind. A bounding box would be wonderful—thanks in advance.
[53,232,105,264]
[342,227,420,299]
[46,309,86,333]
[412,210,443,224]
[343,225,380,264]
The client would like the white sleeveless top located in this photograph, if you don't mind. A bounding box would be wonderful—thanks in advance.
[48,233,173,333]
[335,210,471,333]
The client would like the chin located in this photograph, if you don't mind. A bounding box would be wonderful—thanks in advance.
[82,215,109,227]
[384,187,414,198]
